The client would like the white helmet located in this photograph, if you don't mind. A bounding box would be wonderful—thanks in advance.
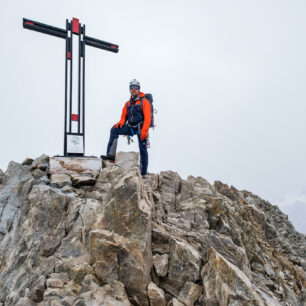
[129,79,140,89]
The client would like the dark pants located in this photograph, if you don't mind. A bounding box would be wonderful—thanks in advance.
[106,125,148,175]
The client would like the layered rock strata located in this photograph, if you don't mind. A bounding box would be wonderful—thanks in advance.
[0,153,305,306]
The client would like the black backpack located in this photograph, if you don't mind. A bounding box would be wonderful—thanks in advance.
[140,93,155,128]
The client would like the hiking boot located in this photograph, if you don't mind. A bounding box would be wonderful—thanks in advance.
[100,155,115,163]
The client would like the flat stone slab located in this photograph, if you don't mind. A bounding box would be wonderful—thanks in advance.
[115,151,139,169]
[50,174,72,188]
[49,157,102,175]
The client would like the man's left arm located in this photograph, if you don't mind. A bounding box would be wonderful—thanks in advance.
[140,99,152,140]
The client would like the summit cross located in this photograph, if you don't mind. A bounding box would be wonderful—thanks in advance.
[23,17,119,156]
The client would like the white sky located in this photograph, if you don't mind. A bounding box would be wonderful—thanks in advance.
[0,0,305,233]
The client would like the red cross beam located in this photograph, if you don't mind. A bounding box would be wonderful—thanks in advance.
[23,18,119,157]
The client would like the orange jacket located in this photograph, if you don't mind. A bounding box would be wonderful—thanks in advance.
[117,92,152,135]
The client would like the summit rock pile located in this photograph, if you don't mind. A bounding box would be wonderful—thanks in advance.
[0,153,305,305]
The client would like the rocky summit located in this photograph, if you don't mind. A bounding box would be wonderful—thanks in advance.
[0,153,305,306]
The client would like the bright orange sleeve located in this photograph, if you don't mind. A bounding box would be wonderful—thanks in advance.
[119,102,128,125]
[141,99,152,134]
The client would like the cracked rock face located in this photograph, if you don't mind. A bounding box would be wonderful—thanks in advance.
[0,153,305,306]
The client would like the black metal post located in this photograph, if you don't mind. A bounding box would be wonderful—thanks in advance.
[78,23,81,134]
[64,19,68,156]
[82,25,86,151]
[69,22,73,134]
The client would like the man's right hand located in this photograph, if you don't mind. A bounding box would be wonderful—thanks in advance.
[113,122,123,128]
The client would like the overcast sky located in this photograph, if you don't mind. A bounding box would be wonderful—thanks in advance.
[0,0,305,233]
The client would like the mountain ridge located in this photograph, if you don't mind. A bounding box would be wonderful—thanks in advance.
[0,153,305,305]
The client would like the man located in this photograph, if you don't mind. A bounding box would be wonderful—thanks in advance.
[101,79,152,176]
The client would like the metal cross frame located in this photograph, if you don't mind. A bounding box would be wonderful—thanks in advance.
[23,17,119,156]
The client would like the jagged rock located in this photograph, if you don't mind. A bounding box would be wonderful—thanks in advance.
[153,253,169,277]
[93,172,115,202]
[116,151,139,169]
[79,198,103,246]
[85,190,103,201]
[50,173,72,188]
[90,229,127,284]
[31,154,49,171]
[16,297,36,306]
[177,282,202,306]
[32,168,46,180]
[61,185,75,194]
[0,152,305,306]
[179,176,214,202]
[168,216,192,231]
[207,231,252,279]
[0,162,37,241]
[46,279,64,288]
[264,262,275,277]
[169,298,185,306]
[70,264,92,285]
[214,181,240,201]
[251,262,265,273]
[283,284,299,305]
[161,238,202,294]
[201,247,278,305]
[30,275,46,302]
[49,272,69,282]
[77,281,130,305]
[38,176,50,186]
[178,197,209,230]
[94,167,153,305]
[147,282,166,306]
[158,171,181,213]
[28,184,70,231]
[43,286,77,305]
[22,158,34,166]
[70,173,96,187]
[152,227,171,254]
[28,185,72,256]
